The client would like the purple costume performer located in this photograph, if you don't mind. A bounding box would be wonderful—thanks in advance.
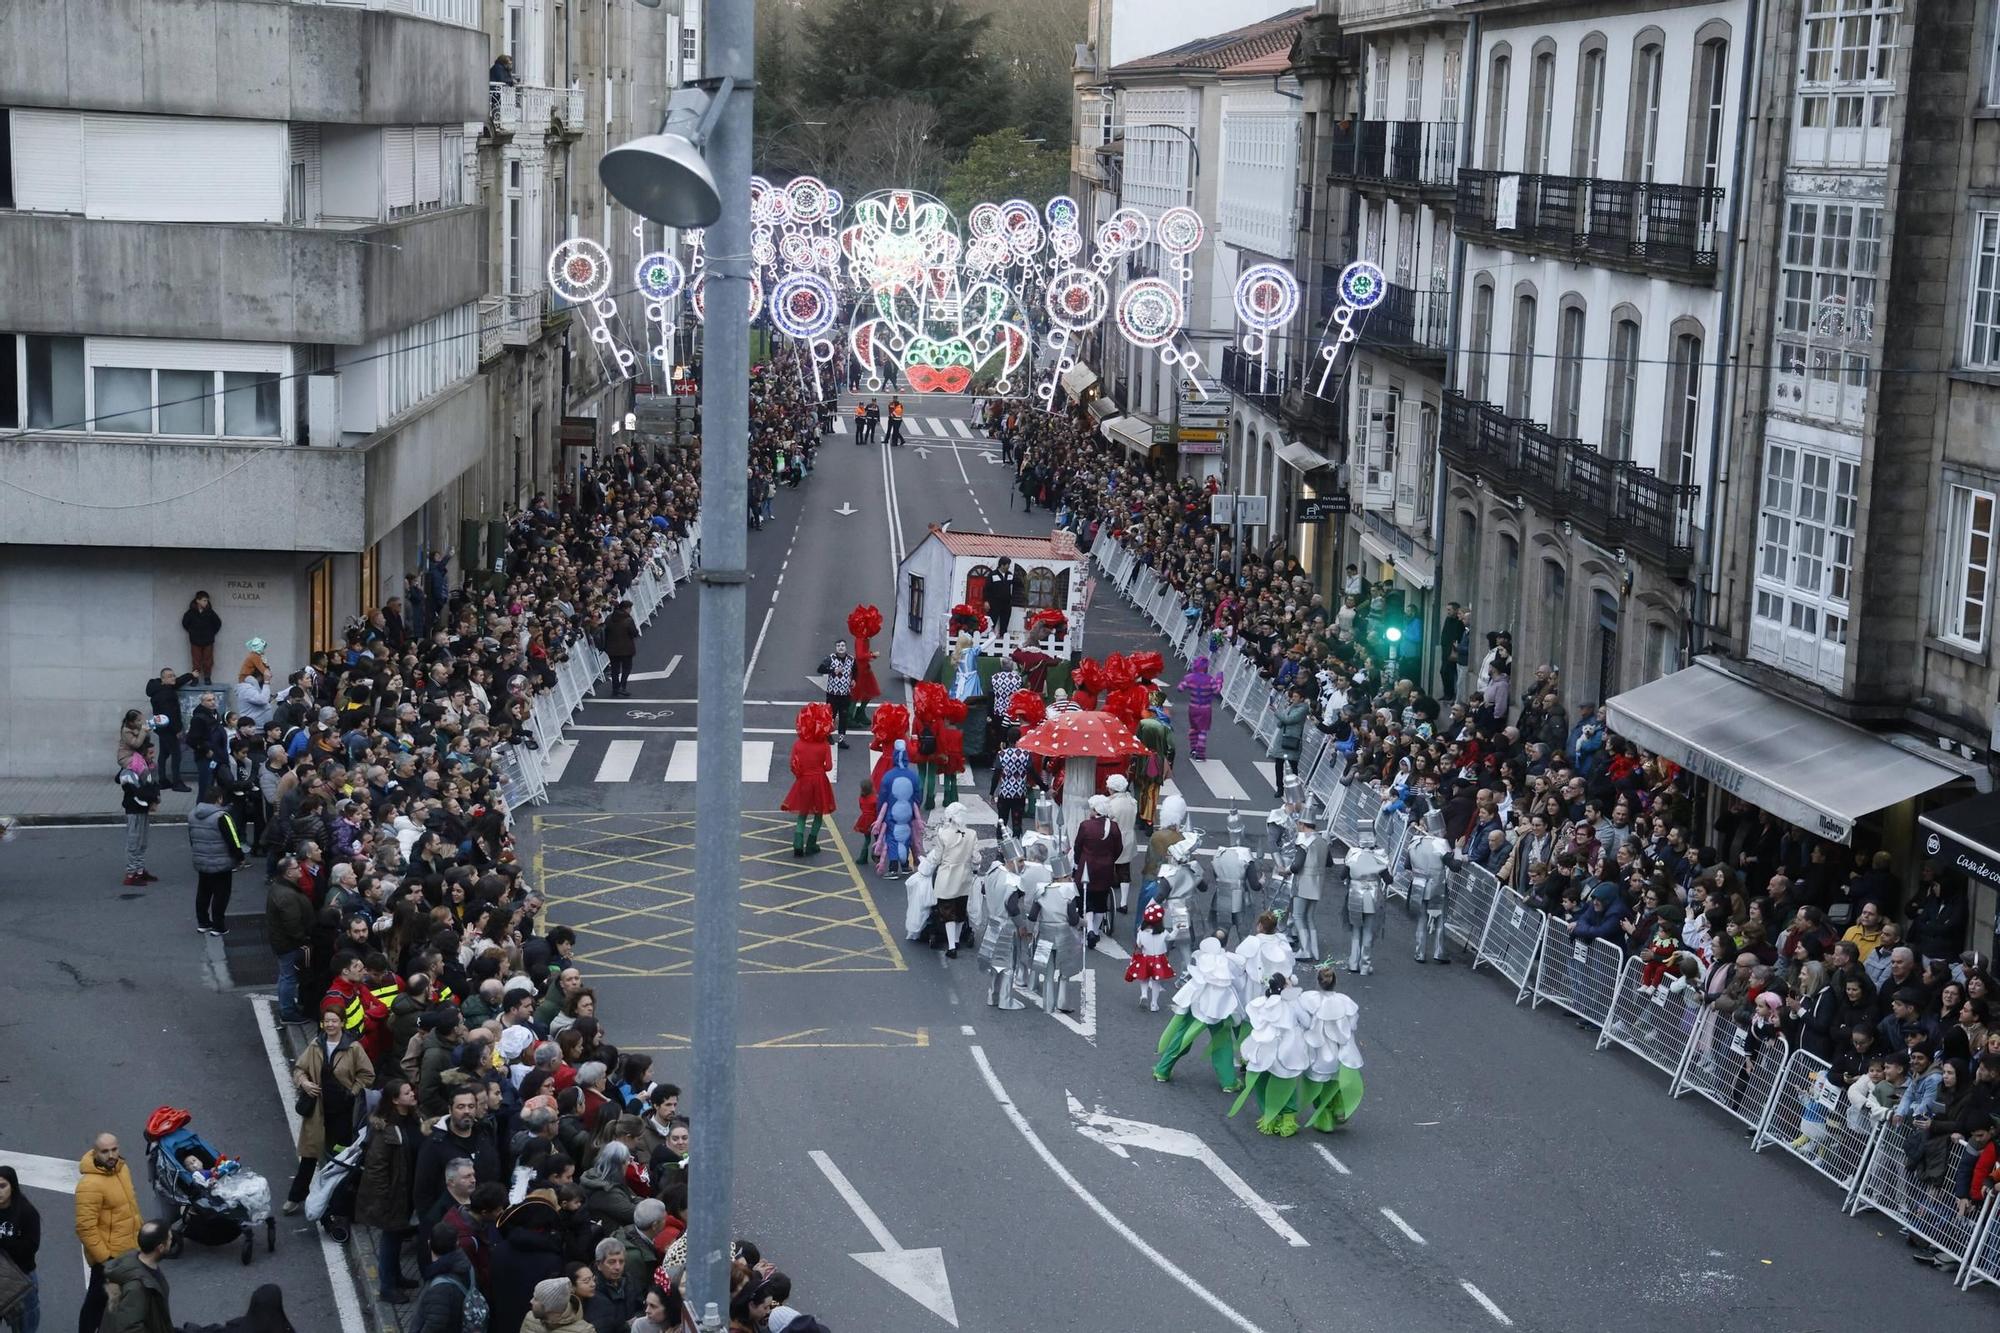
[1178,656,1222,760]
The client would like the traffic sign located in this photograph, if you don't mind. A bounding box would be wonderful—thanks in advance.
[1299,494,1351,522]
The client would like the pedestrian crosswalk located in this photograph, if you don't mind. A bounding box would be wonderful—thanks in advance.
[828,416,978,440]
[545,732,1279,809]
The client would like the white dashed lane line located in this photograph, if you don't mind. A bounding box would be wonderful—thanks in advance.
[1460,1282,1514,1326]
[1313,1145,1351,1176]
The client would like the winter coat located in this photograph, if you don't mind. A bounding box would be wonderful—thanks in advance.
[413,1122,501,1222]
[188,802,244,873]
[265,879,314,954]
[119,766,160,816]
[182,603,222,647]
[101,1252,172,1333]
[408,1248,477,1333]
[1908,887,1968,961]
[146,676,193,734]
[0,1190,40,1273]
[603,610,640,657]
[355,1114,419,1231]
[418,1031,460,1118]
[585,1275,643,1333]
[491,1195,566,1333]
[290,811,330,858]
[292,1035,373,1160]
[74,1152,141,1264]
[519,1297,589,1333]
[929,821,977,901]
[582,1172,639,1229]
[610,1220,660,1283]
[236,674,275,728]
[1268,699,1308,761]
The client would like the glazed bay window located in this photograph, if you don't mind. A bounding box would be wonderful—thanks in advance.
[1966,211,2000,369]
[1938,483,1996,650]
[1772,199,1881,426]
[1751,441,1859,688]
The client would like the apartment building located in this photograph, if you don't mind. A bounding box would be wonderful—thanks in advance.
[0,0,693,779]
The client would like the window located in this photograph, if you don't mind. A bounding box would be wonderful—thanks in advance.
[93,367,153,433]
[360,544,380,615]
[1989,0,2000,106]
[1025,566,1066,611]
[1372,48,1390,120]
[1506,292,1536,418]
[907,574,926,631]
[1544,560,1569,671]
[1968,212,2000,369]
[1663,329,1703,486]
[1572,41,1606,177]
[507,196,524,294]
[1452,510,1480,613]
[1604,316,1640,459]
[1405,48,1425,120]
[1496,533,1520,631]
[1553,300,1586,437]
[0,334,15,429]
[223,372,281,436]
[1395,210,1417,288]
[158,368,215,435]
[681,23,699,68]
[1594,590,1620,702]
[1796,0,1898,168]
[1,108,14,210]
[1468,282,1495,402]
[1626,39,1664,181]
[24,335,85,430]
[1940,484,1997,649]
[1690,37,1730,222]
[1483,51,1510,169]
[1525,47,1556,176]
[1751,441,1860,685]
[1442,43,1463,122]
[308,560,335,657]
[1645,621,1676,682]
[1775,200,1881,425]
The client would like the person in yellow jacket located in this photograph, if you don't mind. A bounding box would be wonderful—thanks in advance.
[885,397,906,447]
[75,1132,142,1331]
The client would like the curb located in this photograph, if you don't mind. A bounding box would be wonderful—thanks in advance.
[12,812,190,828]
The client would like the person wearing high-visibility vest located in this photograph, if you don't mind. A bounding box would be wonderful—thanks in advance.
[886,397,906,447]
[852,400,867,445]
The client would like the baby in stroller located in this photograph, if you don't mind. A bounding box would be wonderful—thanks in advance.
[143,1106,276,1265]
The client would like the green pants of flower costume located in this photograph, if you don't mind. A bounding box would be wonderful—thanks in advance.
[1153,1012,1241,1090]
[1299,1066,1365,1131]
[792,814,823,855]
[1227,1072,1304,1136]
[919,765,959,812]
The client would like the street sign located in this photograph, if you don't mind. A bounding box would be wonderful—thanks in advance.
[1299,493,1351,522]
[1176,427,1224,442]
[1212,494,1271,526]
[1150,422,1173,445]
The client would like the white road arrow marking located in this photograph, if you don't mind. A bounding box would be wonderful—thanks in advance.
[1066,1094,1311,1247]
[912,444,934,459]
[808,1150,959,1327]
[1014,966,1097,1043]
[627,654,682,683]
[835,502,858,516]
[980,451,1003,465]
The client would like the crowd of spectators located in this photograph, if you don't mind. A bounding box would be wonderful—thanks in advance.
[106,354,833,1333]
[1002,397,1996,1244]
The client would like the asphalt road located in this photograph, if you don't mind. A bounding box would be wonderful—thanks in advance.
[528,394,2000,1333]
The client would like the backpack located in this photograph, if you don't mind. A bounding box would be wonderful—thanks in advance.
[430,1272,488,1333]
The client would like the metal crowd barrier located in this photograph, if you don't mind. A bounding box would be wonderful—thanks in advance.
[1223,664,1258,720]
[1669,1009,1790,1132]
[1471,889,1544,998]
[1531,921,1627,1030]
[1959,1183,2000,1292]
[1751,1049,1889,1205]
[1305,748,1348,819]
[1599,955,1710,1080]
[1440,861,1501,957]
[1851,1137,1996,1284]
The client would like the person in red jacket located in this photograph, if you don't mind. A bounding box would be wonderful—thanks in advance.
[782,704,837,858]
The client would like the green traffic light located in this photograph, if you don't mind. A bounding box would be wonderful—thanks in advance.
[1384,626,1402,643]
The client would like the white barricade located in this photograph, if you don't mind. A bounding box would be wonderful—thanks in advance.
[1298,729,1331,787]
[1222,664,1257,719]
[1376,807,1412,902]
[1472,889,1544,999]
[1598,954,1712,1081]
[1669,1008,1790,1132]
[1530,921,1627,1030]
[1250,694,1279,748]
[1305,749,1347,819]
[1959,1182,2000,1292]
[1441,861,1500,956]
[1750,1048,1890,1205]
[1330,781,1379,848]
[1132,567,1158,608]
[1851,1136,1996,1282]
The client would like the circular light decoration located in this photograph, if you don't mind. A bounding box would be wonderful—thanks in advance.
[780,231,813,268]
[635,251,685,301]
[968,202,1003,239]
[1108,207,1152,249]
[690,270,765,324]
[1157,206,1206,257]
[750,232,777,268]
[1006,218,1046,258]
[1233,263,1300,331]
[1338,260,1389,311]
[1051,228,1083,261]
[548,238,612,304]
[1000,199,1038,233]
[1115,277,1184,349]
[1045,196,1080,231]
[1045,268,1110,332]
[1094,219,1136,257]
[966,234,1008,272]
[751,188,789,227]
[813,234,841,268]
[786,175,831,224]
[770,271,839,341]
[824,187,845,219]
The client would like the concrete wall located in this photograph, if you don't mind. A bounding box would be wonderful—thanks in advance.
[0,543,317,780]
[0,374,494,551]
[0,0,488,126]
[0,206,488,347]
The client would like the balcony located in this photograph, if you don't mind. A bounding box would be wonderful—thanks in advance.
[1335,0,1458,33]
[490,84,587,141]
[1327,120,1459,196]
[1440,391,1698,573]
[478,297,506,363]
[0,207,488,347]
[1457,169,1723,282]
[1353,281,1449,368]
[498,289,549,348]
[1221,345,1287,416]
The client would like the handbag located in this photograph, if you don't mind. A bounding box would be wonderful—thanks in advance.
[0,1248,29,1320]
[295,1090,320,1119]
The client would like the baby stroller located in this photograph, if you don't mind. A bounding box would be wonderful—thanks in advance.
[143,1107,276,1265]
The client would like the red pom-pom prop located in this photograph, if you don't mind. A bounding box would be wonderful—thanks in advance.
[1129,650,1165,682]
[794,702,834,742]
[847,604,884,640]
[870,703,910,751]
[1008,691,1047,726]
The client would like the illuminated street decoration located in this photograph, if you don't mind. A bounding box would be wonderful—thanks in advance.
[1232,261,1300,390]
[769,269,840,398]
[635,250,685,376]
[1313,260,1388,398]
[549,237,636,380]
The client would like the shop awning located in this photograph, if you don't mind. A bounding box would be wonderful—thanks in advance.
[1275,440,1335,474]
[1605,656,1961,844]
[1102,415,1153,455]
[1088,395,1118,421]
[1061,362,1100,398]
[1922,793,2000,892]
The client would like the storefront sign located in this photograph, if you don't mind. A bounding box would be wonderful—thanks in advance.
[1179,439,1224,455]
[559,415,598,447]
[1299,494,1351,522]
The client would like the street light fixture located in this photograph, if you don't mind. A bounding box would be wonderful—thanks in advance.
[600,82,735,226]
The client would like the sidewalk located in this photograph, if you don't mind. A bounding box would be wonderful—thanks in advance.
[1,776,198,826]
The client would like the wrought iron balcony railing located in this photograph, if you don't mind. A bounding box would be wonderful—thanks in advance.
[1457,168,1723,280]
[1327,120,1459,192]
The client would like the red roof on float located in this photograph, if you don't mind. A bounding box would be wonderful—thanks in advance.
[928,525,1080,562]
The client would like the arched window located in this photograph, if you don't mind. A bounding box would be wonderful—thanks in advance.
[1506,286,1538,418]
[1603,309,1641,459]
[1496,533,1521,634]
[1572,34,1608,177]
[1468,279,1496,402]
[1526,41,1558,174]
[1024,565,1063,611]
[1687,31,1730,226]
[1543,559,1569,671]
[1553,296,1587,437]
[1593,589,1620,702]
[1484,47,1512,170]
[1625,31,1665,182]
[1453,510,1481,612]
[1664,319,1705,487]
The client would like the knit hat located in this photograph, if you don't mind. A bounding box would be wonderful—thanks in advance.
[1142,900,1165,926]
[531,1278,572,1315]
[246,637,268,654]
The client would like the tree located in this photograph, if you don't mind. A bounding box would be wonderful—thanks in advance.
[831,98,952,198]
[942,128,1070,216]
[965,0,1088,143]
[798,0,1006,153]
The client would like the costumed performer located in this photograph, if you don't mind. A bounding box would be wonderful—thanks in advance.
[854,703,909,858]
[1104,774,1139,917]
[1071,793,1124,948]
[781,703,837,857]
[1133,712,1174,828]
[1297,964,1364,1131]
[1210,810,1259,944]
[1229,974,1312,1136]
[871,740,924,879]
[847,604,884,713]
[1154,935,1248,1091]
[1177,655,1221,761]
[1236,911,1299,994]
[1126,900,1176,1012]
[928,802,978,958]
